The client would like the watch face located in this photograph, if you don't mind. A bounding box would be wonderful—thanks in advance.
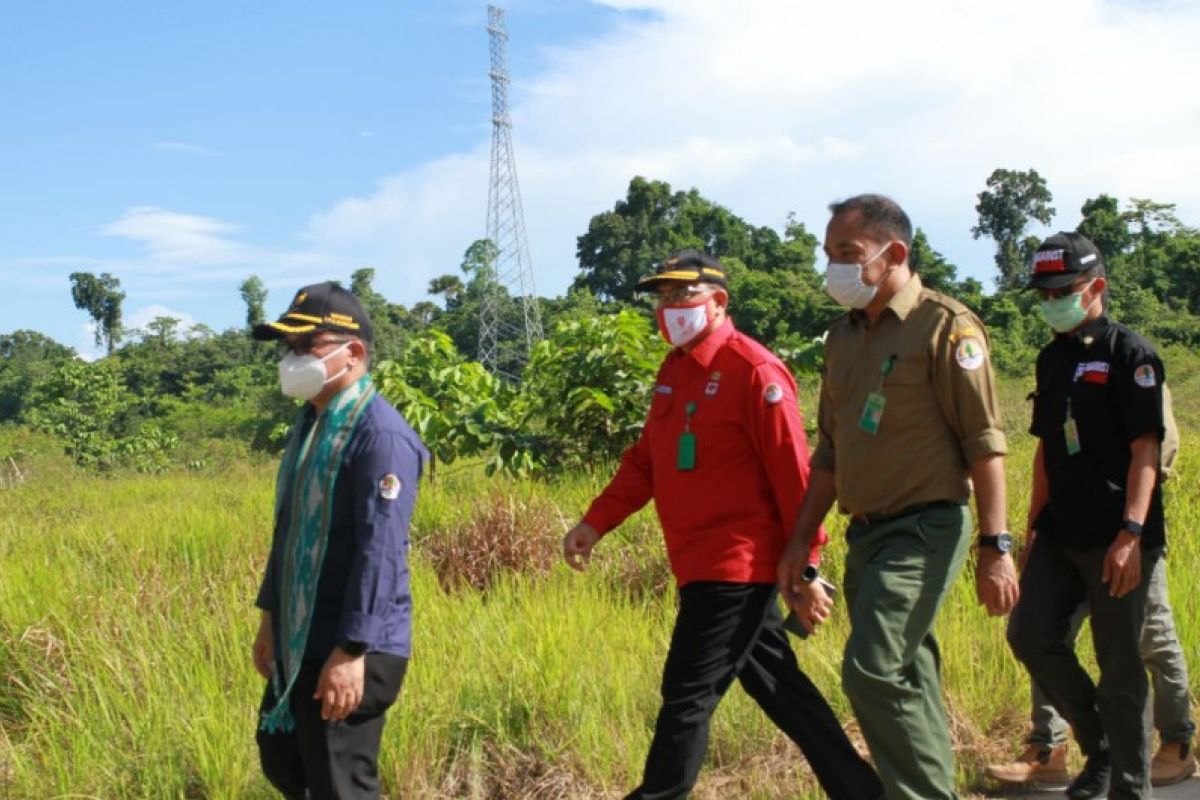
[996,533,1014,554]
[802,564,819,583]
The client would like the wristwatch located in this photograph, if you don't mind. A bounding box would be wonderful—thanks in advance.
[801,564,820,583]
[337,639,368,657]
[1121,519,1144,537]
[978,532,1014,554]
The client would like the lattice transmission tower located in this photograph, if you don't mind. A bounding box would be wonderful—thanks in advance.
[479,4,543,378]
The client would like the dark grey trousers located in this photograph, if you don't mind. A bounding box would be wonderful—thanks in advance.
[1008,536,1161,800]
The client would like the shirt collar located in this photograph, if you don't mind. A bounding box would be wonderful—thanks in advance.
[850,273,923,325]
[679,317,735,369]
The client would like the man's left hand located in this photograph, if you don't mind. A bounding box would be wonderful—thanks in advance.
[975,549,1019,615]
[314,647,366,721]
[1102,531,1142,598]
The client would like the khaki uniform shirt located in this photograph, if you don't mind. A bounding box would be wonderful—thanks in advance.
[811,274,1007,517]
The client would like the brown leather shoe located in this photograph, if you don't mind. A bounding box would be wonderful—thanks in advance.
[985,744,1070,784]
[1151,741,1197,787]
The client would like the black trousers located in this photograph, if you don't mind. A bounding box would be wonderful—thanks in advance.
[1008,538,1160,800]
[257,652,408,800]
[625,582,883,800]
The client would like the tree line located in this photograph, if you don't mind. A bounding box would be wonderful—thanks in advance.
[3,169,1198,474]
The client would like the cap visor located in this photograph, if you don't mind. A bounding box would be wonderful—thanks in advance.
[1026,272,1082,290]
[251,320,318,340]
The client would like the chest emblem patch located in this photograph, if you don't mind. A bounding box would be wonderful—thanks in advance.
[704,381,719,396]
[379,474,402,500]
[955,337,985,371]
[1134,365,1157,388]
[1073,360,1109,385]
[763,383,784,405]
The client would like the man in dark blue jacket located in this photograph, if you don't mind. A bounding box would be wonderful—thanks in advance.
[251,282,427,799]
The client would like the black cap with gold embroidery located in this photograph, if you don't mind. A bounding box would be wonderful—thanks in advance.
[252,281,374,343]
[635,249,728,292]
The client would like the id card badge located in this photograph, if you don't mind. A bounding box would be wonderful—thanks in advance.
[1064,417,1081,456]
[859,392,886,435]
[677,432,696,470]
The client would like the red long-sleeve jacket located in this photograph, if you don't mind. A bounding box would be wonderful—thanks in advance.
[583,320,826,586]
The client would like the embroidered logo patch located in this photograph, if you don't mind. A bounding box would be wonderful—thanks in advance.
[955,337,985,371]
[763,383,784,405]
[1032,249,1067,275]
[1073,360,1110,385]
[379,474,402,500]
[655,384,673,394]
[704,381,719,396]
[1134,365,1157,388]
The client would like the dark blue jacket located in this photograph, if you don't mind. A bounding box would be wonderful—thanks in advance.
[256,393,427,661]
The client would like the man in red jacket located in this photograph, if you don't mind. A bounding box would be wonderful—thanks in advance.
[561,250,882,800]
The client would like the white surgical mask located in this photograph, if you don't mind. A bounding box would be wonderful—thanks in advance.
[278,342,351,400]
[824,244,892,309]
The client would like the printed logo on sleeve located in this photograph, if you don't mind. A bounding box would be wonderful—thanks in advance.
[1133,365,1158,388]
[955,337,985,371]
[763,383,784,405]
[379,474,402,500]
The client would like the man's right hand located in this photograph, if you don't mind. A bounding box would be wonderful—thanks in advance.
[562,522,600,571]
[253,612,274,680]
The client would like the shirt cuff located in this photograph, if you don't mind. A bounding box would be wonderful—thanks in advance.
[961,429,1008,464]
[338,611,384,646]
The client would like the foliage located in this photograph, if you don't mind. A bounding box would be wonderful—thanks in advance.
[68,271,125,355]
[24,358,175,472]
[0,329,75,422]
[374,329,513,471]
[238,275,268,328]
[971,168,1055,288]
[518,309,668,472]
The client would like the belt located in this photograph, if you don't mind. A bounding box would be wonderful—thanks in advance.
[850,500,961,526]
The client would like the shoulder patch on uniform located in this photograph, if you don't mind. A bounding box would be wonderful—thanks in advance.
[955,337,986,371]
[379,474,402,500]
[763,383,784,405]
[1134,364,1157,388]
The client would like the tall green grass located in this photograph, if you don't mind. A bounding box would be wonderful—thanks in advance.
[2,407,1199,797]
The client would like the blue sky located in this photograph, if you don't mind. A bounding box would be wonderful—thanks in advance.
[4,0,1199,356]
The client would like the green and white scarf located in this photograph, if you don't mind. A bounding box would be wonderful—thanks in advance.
[260,374,376,733]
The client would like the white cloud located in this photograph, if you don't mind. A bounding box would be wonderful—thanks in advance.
[297,0,1200,298]
[123,304,199,338]
[153,141,221,158]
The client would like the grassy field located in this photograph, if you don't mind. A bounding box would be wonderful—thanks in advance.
[3,375,1200,798]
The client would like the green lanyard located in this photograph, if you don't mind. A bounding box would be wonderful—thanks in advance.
[677,401,697,470]
[859,355,896,435]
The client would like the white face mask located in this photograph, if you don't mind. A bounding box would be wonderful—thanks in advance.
[278,342,351,400]
[656,301,713,347]
[824,244,892,309]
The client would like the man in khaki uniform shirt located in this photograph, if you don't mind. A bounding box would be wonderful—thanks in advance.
[779,194,1019,800]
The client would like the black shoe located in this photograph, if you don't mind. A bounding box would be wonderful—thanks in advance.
[1065,751,1110,799]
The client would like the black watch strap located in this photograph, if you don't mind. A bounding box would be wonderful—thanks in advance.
[978,532,1014,554]
[1122,519,1144,537]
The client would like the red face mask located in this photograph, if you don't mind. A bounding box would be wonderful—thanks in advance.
[656,298,716,346]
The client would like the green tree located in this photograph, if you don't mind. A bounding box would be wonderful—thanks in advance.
[1077,195,1132,261]
[427,274,465,309]
[572,176,796,303]
[971,169,1055,288]
[0,330,75,422]
[908,229,960,295]
[239,276,268,328]
[69,271,125,355]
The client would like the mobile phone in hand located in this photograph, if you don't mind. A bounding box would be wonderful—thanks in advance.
[782,577,837,639]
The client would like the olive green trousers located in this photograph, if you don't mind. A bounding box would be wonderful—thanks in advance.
[842,504,971,800]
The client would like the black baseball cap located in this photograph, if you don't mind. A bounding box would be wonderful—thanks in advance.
[1027,232,1106,290]
[252,281,375,343]
[635,249,728,292]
